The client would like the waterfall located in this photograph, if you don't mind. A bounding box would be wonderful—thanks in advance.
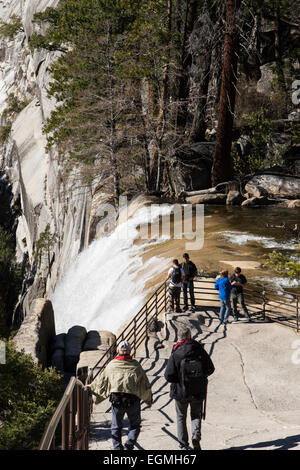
[52,204,173,334]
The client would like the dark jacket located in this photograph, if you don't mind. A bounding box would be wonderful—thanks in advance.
[164,339,215,401]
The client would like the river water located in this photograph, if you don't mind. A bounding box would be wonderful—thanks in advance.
[52,204,299,334]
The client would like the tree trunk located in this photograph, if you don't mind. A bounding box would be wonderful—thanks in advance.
[189,48,212,142]
[211,0,241,187]
[149,0,173,191]
[177,0,199,129]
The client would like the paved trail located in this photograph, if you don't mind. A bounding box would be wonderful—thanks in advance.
[89,308,300,450]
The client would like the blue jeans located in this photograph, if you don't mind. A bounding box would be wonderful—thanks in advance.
[111,399,141,450]
[182,280,195,307]
[219,299,231,323]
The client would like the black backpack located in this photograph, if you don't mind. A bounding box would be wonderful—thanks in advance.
[109,392,138,408]
[180,356,206,399]
[171,267,182,284]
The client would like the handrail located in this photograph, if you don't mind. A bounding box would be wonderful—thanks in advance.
[39,377,90,450]
[88,277,300,384]
[88,280,168,382]
[40,275,299,450]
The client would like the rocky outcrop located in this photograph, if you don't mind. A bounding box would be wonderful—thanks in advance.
[0,0,95,322]
[13,298,56,367]
[245,174,300,199]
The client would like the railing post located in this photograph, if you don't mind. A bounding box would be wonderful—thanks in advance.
[262,285,266,321]
[155,292,158,319]
[62,403,69,450]
[76,383,82,450]
[68,387,76,449]
[164,282,167,312]
[133,317,137,356]
[296,296,299,333]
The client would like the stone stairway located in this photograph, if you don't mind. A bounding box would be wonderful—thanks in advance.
[89,307,300,450]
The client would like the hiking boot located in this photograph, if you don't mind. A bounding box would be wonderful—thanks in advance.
[192,439,201,450]
[182,305,189,312]
[234,316,238,322]
[124,444,134,450]
[175,308,182,313]
[191,306,196,313]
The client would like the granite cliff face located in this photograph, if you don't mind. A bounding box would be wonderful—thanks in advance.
[0,0,93,323]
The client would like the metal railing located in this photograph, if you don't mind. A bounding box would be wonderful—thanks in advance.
[40,276,299,450]
[88,280,168,383]
[39,377,90,450]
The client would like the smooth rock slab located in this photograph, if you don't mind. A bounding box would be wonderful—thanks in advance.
[245,175,300,199]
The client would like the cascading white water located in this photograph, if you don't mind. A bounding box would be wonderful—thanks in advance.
[52,204,173,334]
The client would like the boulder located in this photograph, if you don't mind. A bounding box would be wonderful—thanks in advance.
[186,193,226,205]
[170,142,215,194]
[13,298,56,368]
[226,190,245,206]
[83,330,116,352]
[51,333,66,373]
[245,174,300,199]
[65,326,87,373]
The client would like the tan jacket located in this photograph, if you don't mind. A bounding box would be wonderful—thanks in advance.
[90,358,152,406]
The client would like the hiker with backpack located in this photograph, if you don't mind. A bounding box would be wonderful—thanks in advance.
[181,253,197,312]
[167,259,185,313]
[214,270,232,325]
[87,340,152,450]
[164,326,215,450]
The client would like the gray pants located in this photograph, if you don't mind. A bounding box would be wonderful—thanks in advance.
[231,291,250,318]
[175,399,203,448]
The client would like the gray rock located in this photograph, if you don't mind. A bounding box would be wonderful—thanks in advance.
[226,190,245,206]
[186,193,227,205]
[13,298,56,367]
[245,174,300,199]
[65,326,87,373]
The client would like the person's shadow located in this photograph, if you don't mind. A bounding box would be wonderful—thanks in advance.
[227,434,300,450]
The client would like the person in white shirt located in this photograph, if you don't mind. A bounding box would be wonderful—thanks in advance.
[167,259,185,313]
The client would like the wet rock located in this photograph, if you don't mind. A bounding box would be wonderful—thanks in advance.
[186,193,226,205]
[245,174,300,199]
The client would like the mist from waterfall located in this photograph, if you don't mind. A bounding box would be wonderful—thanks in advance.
[52,204,173,334]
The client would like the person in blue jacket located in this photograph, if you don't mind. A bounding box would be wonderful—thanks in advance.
[215,270,232,325]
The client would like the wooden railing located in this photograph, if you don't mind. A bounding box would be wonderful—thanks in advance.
[39,377,90,450]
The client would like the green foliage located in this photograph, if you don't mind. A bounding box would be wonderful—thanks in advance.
[233,108,284,176]
[0,341,63,450]
[2,94,31,119]
[0,124,12,145]
[264,245,300,281]
[33,224,58,271]
[0,14,23,40]
[0,227,22,338]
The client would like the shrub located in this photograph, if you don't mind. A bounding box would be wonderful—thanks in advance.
[0,342,63,450]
